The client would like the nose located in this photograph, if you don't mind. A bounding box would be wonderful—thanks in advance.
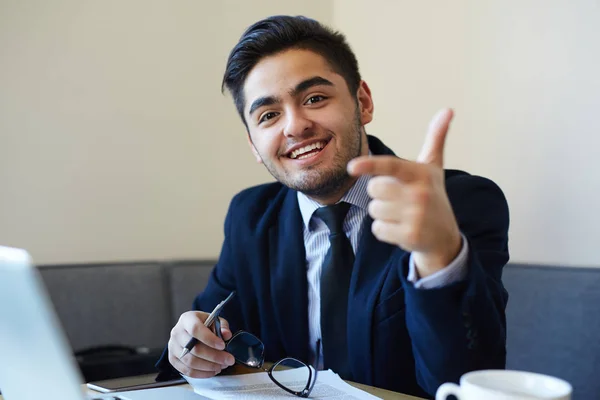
[283,109,314,138]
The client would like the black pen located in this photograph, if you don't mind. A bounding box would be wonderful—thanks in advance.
[179,291,236,359]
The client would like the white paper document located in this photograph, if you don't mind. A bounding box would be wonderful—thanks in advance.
[184,369,382,399]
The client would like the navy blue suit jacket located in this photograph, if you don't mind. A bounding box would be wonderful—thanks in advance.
[157,135,510,398]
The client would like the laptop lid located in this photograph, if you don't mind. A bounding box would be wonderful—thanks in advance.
[0,246,86,400]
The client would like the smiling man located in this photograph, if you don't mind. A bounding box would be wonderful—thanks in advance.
[156,15,510,398]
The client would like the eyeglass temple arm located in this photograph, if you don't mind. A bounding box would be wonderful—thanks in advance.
[304,339,321,397]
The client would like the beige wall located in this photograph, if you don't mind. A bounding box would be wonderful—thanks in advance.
[333,0,600,267]
[2,1,600,267]
[0,0,333,264]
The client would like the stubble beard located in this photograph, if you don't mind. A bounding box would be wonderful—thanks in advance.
[262,111,364,199]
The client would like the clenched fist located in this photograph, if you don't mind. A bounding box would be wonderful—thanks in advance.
[168,311,236,378]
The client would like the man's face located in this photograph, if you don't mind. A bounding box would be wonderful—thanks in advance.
[242,49,373,199]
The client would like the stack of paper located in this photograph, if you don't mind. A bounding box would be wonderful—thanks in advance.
[184,369,382,399]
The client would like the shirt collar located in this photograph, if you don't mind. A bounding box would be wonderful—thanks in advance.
[297,174,371,231]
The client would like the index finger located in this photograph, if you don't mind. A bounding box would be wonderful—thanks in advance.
[182,315,225,350]
[347,155,420,181]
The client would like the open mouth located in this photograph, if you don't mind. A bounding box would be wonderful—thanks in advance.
[287,140,329,160]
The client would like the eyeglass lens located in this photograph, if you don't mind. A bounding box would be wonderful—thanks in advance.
[226,332,265,367]
[271,358,313,393]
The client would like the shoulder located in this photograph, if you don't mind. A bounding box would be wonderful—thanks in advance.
[444,168,509,228]
[444,169,506,202]
[225,181,291,228]
[231,181,286,206]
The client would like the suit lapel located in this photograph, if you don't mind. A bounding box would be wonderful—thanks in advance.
[269,189,310,362]
[347,135,399,383]
[348,215,398,384]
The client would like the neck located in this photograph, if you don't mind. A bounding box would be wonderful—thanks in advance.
[307,133,370,205]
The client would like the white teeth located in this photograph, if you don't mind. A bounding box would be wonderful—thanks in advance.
[290,141,325,159]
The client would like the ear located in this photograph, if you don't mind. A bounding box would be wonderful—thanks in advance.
[246,133,263,164]
[356,80,374,126]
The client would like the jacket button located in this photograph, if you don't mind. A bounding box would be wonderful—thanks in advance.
[466,328,478,350]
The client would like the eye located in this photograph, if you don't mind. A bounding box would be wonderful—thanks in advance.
[305,95,326,105]
[259,112,279,123]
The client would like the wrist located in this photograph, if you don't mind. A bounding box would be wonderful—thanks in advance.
[413,231,462,278]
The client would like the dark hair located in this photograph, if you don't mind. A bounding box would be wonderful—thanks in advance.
[222,15,362,125]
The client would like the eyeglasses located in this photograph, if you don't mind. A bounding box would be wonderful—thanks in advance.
[212,304,320,398]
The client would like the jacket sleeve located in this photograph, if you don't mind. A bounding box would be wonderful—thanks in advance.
[401,175,510,395]
[155,196,245,380]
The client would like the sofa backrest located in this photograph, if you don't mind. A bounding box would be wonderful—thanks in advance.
[39,262,174,351]
[165,260,215,327]
[503,263,600,400]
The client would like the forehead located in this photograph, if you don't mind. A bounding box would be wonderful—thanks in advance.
[242,49,343,113]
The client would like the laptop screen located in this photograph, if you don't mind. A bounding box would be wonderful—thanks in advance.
[0,246,86,400]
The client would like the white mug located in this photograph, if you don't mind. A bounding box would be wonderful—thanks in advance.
[436,370,572,400]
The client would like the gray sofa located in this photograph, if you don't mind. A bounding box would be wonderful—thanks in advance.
[39,261,599,398]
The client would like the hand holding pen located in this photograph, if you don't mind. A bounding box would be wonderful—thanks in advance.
[167,291,237,378]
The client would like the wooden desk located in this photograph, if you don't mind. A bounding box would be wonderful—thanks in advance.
[0,369,425,400]
[344,380,425,399]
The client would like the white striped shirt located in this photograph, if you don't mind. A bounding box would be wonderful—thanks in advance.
[297,175,469,367]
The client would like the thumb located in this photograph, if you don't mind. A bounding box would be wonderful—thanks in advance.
[417,108,454,167]
[219,317,232,341]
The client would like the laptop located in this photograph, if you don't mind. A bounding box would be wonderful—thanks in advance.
[0,246,205,400]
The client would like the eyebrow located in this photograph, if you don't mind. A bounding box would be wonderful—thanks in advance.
[247,76,335,117]
[248,95,281,118]
[289,76,334,98]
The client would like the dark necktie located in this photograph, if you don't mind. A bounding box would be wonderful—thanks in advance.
[314,202,354,378]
